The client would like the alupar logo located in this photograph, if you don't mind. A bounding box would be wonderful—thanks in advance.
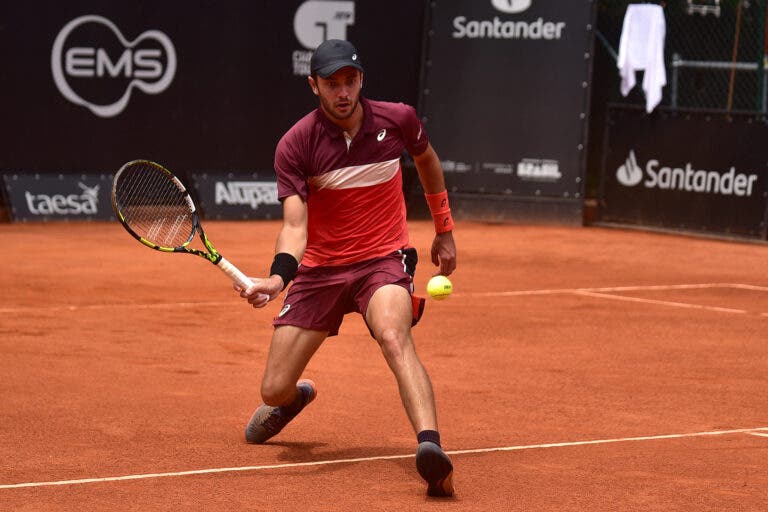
[51,15,177,117]
[616,150,759,197]
[215,181,279,210]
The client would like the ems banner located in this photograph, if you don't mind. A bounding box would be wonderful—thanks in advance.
[420,0,595,208]
[0,1,424,207]
[600,106,768,239]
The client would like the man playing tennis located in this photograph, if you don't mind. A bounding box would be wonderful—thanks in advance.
[237,39,457,497]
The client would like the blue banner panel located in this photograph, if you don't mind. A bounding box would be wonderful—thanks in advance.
[2,174,115,222]
[190,173,282,221]
[600,106,768,239]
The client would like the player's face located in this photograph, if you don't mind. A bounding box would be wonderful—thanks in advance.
[310,67,363,122]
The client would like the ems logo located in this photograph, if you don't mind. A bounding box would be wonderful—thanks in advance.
[51,15,177,118]
[616,150,644,187]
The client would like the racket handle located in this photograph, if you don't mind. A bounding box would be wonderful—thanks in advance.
[217,257,269,300]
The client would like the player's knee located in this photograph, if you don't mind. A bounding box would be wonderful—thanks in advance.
[377,328,411,364]
[260,376,295,406]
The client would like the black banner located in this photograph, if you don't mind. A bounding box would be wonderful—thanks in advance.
[0,2,424,188]
[600,106,768,239]
[2,173,114,222]
[191,173,281,221]
[420,0,595,202]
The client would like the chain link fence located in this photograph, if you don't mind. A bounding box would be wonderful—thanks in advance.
[596,0,767,112]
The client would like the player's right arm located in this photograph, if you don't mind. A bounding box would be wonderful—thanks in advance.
[238,194,307,308]
[273,193,308,284]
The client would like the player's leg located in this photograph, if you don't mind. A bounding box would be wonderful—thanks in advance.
[245,326,327,444]
[247,263,348,444]
[366,284,437,432]
[260,325,326,405]
[365,284,454,497]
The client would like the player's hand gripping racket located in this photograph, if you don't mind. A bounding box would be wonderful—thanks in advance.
[111,160,263,296]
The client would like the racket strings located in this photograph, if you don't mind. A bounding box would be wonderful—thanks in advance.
[115,162,195,248]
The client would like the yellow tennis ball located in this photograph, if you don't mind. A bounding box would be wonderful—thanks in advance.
[427,275,453,300]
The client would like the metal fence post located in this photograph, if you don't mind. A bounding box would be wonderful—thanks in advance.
[671,53,680,109]
[758,0,767,112]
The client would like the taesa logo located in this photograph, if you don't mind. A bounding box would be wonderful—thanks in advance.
[51,15,177,118]
[491,0,532,13]
[616,150,644,187]
[294,1,355,49]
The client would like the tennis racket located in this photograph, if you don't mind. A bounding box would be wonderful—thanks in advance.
[111,159,260,294]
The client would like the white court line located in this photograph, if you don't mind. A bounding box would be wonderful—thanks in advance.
[1,427,766,490]
[464,282,768,298]
[573,290,748,315]
[0,301,230,314]
[1,283,767,315]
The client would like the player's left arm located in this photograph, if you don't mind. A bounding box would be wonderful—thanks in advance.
[412,143,457,276]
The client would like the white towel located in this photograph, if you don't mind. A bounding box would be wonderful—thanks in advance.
[617,3,667,112]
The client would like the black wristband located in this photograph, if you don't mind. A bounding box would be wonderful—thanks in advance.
[270,253,299,290]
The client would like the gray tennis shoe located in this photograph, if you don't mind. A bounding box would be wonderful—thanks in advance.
[245,379,317,444]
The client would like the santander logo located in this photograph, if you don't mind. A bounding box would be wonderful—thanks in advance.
[616,150,644,187]
[491,0,532,14]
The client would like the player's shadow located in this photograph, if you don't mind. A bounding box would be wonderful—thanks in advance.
[270,440,407,462]
[268,441,456,500]
[267,440,327,462]
[269,441,414,473]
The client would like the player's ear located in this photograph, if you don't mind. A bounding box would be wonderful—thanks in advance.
[308,75,319,96]
[359,71,364,89]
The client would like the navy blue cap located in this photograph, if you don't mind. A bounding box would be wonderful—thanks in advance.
[310,39,364,78]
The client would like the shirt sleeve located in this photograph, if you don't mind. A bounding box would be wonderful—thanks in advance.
[274,132,309,202]
[399,103,429,157]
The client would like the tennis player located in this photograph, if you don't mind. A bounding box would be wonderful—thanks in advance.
[238,39,457,497]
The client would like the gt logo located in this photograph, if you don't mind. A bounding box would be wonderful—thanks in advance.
[491,0,532,13]
[294,1,355,49]
[51,15,177,118]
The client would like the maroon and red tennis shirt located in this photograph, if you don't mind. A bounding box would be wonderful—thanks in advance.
[275,97,429,267]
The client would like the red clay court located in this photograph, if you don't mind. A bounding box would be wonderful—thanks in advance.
[1,220,767,510]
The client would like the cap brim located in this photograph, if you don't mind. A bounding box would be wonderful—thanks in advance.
[316,61,364,78]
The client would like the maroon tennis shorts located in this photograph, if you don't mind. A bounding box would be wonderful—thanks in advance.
[273,248,424,337]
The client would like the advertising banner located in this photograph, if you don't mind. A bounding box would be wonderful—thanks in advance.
[2,174,115,222]
[190,173,282,221]
[600,106,768,239]
[420,0,595,203]
[0,1,425,205]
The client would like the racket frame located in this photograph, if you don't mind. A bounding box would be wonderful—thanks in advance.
[112,160,253,289]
